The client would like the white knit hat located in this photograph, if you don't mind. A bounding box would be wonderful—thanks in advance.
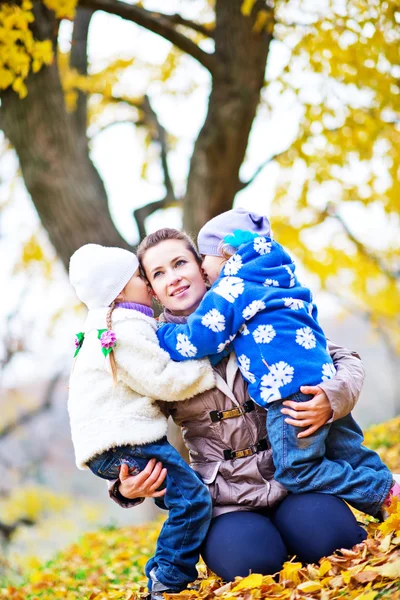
[69,244,139,309]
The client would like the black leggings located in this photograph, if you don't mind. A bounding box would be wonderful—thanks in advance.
[201,493,367,581]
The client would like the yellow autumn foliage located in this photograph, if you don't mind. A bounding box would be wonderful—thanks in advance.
[0,486,70,524]
[271,0,400,349]
[0,1,53,98]
[14,233,54,278]
[42,0,78,20]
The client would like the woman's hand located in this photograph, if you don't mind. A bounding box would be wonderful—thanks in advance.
[280,385,333,438]
[118,458,167,500]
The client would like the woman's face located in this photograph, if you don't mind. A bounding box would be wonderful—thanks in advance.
[141,239,207,316]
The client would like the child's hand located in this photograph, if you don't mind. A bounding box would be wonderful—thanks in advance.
[281,385,333,438]
[119,459,167,499]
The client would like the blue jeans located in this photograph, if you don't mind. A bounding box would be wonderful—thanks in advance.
[88,437,212,591]
[267,392,392,516]
[202,493,367,580]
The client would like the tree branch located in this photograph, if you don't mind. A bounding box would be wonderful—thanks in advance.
[0,371,62,440]
[0,519,35,544]
[132,95,180,240]
[325,203,400,281]
[78,0,216,74]
[90,118,145,138]
[141,95,175,201]
[238,150,286,191]
[134,198,180,242]
[70,7,93,136]
[150,12,215,38]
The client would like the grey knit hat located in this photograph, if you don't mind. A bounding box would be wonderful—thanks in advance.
[197,208,271,256]
[69,244,139,309]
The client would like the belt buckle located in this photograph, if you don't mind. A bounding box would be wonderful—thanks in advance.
[210,410,222,423]
[256,439,268,452]
[237,448,253,459]
[243,399,255,412]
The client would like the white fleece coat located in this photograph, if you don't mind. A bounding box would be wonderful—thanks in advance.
[68,307,215,469]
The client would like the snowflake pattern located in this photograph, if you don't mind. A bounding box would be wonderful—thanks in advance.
[263,278,279,287]
[284,265,295,288]
[283,297,304,311]
[201,308,226,332]
[223,254,243,276]
[214,277,244,303]
[296,327,316,350]
[237,354,256,384]
[216,334,236,354]
[308,302,314,316]
[260,372,282,403]
[253,324,276,344]
[176,333,197,358]
[254,236,272,255]
[239,324,250,336]
[242,300,266,320]
[321,362,336,381]
[268,361,294,387]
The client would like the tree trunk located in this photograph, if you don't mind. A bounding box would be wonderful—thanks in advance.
[0,3,129,269]
[70,7,93,147]
[183,0,273,236]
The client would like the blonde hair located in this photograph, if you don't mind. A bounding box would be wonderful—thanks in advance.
[106,300,118,386]
[218,241,236,261]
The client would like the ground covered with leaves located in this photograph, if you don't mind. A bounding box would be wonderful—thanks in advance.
[1,417,400,600]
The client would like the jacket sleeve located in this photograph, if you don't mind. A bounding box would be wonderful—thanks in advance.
[156,281,254,360]
[108,479,144,508]
[115,319,215,402]
[318,340,365,421]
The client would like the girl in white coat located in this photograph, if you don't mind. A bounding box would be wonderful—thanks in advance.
[68,243,215,600]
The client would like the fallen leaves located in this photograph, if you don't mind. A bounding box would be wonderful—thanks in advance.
[1,417,400,599]
[2,502,399,600]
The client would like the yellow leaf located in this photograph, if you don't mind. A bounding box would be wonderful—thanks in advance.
[253,9,271,34]
[373,557,400,579]
[342,570,352,584]
[378,534,392,552]
[241,0,256,17]
[279,561,302,585]
[318,558,332,576]
[12,77,28,98]
[353,592,378,600]
[297,581,323,593]
[232,573,263,591]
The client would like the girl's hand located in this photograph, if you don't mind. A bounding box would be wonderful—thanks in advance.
[280,385,333,438]
[119,458,167,499]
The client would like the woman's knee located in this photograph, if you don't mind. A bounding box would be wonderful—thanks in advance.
[201,511,288,581]
[272,493,367,564]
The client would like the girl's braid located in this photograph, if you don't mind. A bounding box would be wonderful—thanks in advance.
[106,301,118,385]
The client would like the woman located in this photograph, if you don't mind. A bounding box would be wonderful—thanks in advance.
[109,228,367,581]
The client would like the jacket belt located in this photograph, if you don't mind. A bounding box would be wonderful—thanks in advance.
[210,399,255,423]
[223,438,268,461]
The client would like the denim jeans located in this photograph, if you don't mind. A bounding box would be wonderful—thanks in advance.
[88,437,212,591]
[267,392,393,516]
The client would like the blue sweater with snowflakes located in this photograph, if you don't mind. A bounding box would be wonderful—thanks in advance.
[156,237,336,407]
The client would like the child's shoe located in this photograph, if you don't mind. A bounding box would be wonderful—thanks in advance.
[149,592,168,600]
[149,568,178,600]
[380,474,400,520]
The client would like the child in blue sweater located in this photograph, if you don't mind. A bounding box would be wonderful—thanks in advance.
[156,208,400,518]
